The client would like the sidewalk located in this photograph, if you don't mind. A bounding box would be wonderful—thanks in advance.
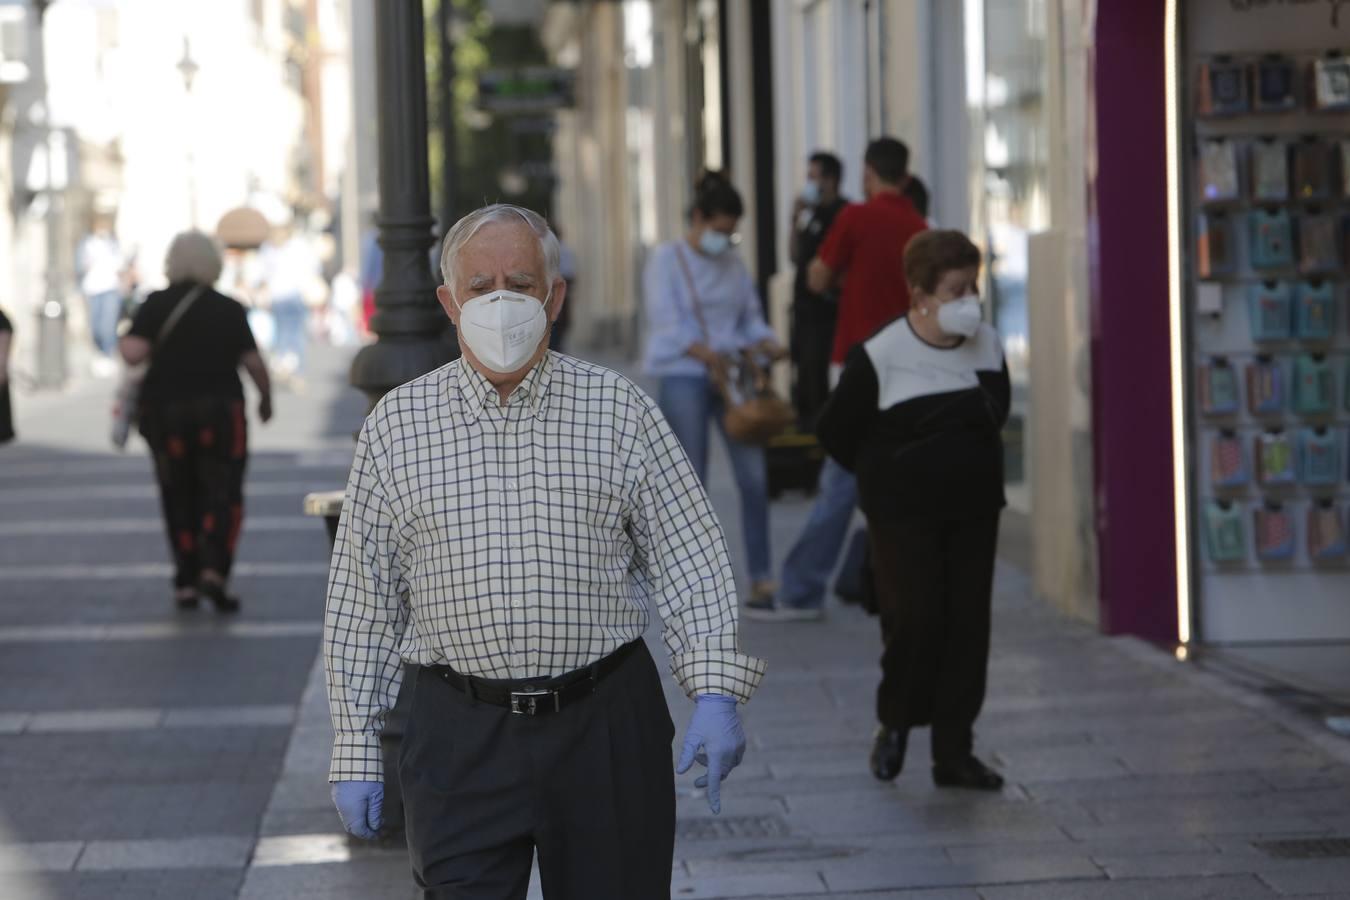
[238,390,1350,899]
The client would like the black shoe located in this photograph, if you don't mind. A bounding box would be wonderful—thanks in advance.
[199,581,241,614]
[932,755,1004,791]
[174,592,199,611]
[869,727,907,781]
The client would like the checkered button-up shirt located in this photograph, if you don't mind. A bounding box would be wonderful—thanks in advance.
[324,352,766,782]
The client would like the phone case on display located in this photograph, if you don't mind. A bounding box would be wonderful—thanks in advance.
[1248,282,1292,341]
[1293,353,1336,415]
[1300,427,1342,485]
[1308,502,1348,561]
[1199,59,1251,115]
[1294,281,1336,340]
[1298,213,1341,274]
[1249,209,1295,270]
[1198,213,1236,277]
[1312,54,1350,110]
[1200,358,1241,415]
[1210,432,1248,488]
[1255,430,1298,486]
[1255,56,1299,111]
[1247,357,1285,415]
[1204,501,1247,563]
[1254,505,1297,561]
[1200,140,1241,202]
[1291,140,1334,200]
[1253,140,1290,201]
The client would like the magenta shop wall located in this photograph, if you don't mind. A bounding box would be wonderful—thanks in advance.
[1089,0,1181,643]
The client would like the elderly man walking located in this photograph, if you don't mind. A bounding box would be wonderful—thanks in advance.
[324,204,765,899]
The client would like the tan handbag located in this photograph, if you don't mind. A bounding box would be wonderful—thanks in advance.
[673,246,795,445]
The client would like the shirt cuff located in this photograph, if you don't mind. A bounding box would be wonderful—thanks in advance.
[670,649,767,704]
[329,732,385,783]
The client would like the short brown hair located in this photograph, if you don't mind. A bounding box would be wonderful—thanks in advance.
[904,230,982,294]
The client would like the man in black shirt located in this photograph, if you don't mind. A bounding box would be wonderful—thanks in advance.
[788,152,848,426]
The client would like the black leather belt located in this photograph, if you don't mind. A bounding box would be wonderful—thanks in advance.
[426,640,641,716]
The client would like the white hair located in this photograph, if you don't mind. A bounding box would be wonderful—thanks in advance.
[438,204,561,295]
[164,230,223,285]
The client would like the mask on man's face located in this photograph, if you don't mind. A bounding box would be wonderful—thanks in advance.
[454,288,550,373]
[800,180,821,205]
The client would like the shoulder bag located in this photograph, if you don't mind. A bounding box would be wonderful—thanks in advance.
[672,246,794,445]
[111,284,207,449]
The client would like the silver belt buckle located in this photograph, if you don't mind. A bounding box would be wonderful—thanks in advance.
[509,689,556,716]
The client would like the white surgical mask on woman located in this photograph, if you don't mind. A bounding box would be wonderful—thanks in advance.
[454,288,550,373]
[698,230,732,257]
[935,294,982,338]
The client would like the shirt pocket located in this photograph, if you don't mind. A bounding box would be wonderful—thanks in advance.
[543,472,625,540]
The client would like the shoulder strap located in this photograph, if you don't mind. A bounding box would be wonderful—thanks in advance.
[671,244,710,343]
[155,284,207,348]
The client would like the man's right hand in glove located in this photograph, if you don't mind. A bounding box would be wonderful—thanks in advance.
[332,780,383,839]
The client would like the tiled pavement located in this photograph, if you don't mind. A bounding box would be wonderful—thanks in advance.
[5,348,1350,898]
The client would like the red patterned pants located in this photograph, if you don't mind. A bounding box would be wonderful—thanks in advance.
[140,397,248,589]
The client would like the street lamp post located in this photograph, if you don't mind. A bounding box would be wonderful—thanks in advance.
[32,0,65,389]
[349,0,455,841]
[176,37,199,228]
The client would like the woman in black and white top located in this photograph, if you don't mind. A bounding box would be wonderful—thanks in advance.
[816,230,1009,791]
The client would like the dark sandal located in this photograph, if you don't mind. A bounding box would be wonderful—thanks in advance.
[199,581,241,614]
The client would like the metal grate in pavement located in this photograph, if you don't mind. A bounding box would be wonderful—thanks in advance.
[1253,837,1350,859]
[675,814,790,841]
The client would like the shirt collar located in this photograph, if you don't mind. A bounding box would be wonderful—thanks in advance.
[453,352,555,421]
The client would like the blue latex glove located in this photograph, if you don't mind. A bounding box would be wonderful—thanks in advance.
[331,780,384,840]
[676,694,746,815]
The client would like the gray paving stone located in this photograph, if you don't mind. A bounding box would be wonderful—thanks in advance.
[1254,858,1350,895]
[161,705,296,728]
[976,873,1279,899]
[0,840,83,872]
[24,708,163,732]
[34,867,244,900]
[76,836,253,871]
[822,855,1104,893]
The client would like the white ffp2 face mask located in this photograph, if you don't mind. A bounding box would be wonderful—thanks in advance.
[936,294,982,338]
[454,288,550,373]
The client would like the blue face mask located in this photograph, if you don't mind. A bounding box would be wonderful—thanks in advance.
[801,180,821,205]
[699,229,732,257]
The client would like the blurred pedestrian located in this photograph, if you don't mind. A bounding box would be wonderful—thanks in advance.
[77,213,128,377]
[325,204,764,898]
[259,222,322,385]
[548,225,577,352]
[0,306,14,444]
[119,231,273,613]
[817,230,1008,790]
[788,151,848,428]
[759,138,928,621]
[642,171,787,610]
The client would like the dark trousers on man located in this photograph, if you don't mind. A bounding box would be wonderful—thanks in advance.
[789,293,837,427]
[868,513,1000,762]
[400,641,677,900]
[140,397,248,589]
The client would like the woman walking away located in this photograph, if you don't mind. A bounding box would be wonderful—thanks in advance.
[817,230,1009,790]
[119,231,273,612]
[642,171,787,609]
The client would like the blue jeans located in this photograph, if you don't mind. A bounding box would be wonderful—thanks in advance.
[271,295,308,373]
[778,457,858,610]
[86,290,122,356]
[657,375,771,583]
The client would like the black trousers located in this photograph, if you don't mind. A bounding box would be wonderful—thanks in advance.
[140,397,248,589]
[789,294,837,427]
[868,512,1000,762]
[401,641,677,900]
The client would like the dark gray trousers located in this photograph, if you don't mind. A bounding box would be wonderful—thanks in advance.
[400,641,677,900]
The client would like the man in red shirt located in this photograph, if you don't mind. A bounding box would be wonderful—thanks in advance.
[808,137,928,371]
[749,138,926,624]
